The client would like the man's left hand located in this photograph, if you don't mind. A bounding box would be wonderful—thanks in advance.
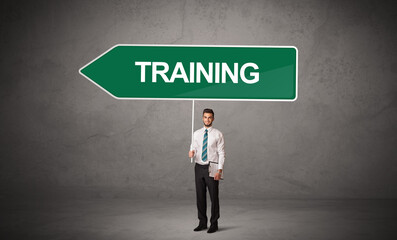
[214,171,222,181]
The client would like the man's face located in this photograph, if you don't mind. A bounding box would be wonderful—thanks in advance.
[202,113,214,127]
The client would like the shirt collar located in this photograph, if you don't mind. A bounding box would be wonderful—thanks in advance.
[203,126,213,133]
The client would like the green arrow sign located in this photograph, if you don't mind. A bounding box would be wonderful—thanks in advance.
[79,44,298,101]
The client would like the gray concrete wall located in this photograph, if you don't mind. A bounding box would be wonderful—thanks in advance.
[1,0,396,199]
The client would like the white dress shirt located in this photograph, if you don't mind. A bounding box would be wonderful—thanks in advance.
[190,126,225,170]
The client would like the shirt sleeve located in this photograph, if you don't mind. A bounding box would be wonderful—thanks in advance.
[217,132,225,170]
[190,132,198,157]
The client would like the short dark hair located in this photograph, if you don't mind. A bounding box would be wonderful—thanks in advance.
[203,108,214,117]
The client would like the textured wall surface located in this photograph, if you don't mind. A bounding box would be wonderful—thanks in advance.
[1,0,396,199]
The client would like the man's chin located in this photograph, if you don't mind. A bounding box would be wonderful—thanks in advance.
[204,124,212,127]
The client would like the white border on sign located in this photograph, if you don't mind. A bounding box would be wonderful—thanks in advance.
[79,44,298,102]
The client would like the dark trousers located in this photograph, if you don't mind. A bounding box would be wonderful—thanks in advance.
[195,163,220,226]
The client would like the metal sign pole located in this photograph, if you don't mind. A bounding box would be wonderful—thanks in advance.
[190,99,195,163]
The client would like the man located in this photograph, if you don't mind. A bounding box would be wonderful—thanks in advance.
[188,108,225,234]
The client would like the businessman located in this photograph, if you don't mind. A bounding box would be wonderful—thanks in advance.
[189,108,225,233]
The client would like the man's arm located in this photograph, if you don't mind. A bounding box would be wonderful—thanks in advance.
[217,132,225,171]
[214,132,225,180]
[189,133,198,158]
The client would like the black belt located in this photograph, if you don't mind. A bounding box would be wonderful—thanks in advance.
[195,163,209,168]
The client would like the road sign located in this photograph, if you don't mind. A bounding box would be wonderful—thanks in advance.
[79,44,298,101]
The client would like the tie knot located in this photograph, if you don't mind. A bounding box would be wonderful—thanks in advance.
[205,129,208,133]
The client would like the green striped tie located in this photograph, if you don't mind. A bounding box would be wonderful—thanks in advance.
[202,129,208,162]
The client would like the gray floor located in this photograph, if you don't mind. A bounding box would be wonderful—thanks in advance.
[2,197,397,240]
